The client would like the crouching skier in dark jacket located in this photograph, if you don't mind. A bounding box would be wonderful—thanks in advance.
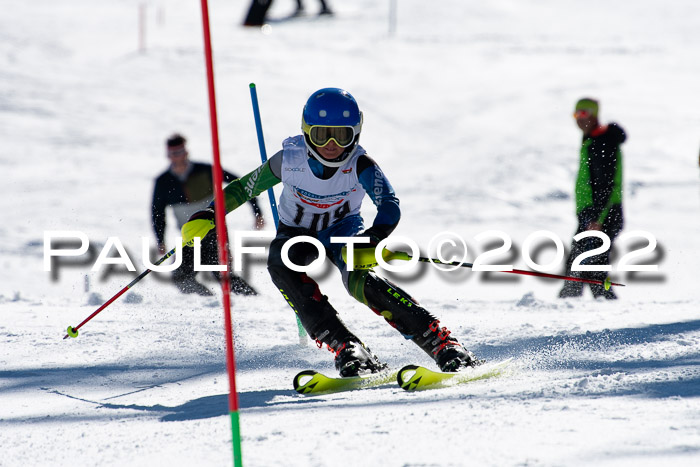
[182,88,479,376]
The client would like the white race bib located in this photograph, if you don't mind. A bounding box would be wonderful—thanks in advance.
[278,135,366,231]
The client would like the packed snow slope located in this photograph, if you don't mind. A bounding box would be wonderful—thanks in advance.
[1,1,699,466]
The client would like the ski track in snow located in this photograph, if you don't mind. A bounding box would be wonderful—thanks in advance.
[1,1,699,466]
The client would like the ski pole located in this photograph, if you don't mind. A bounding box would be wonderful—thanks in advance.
[63,246,177,339]
[63,219,216,339]
[249,82,308,344]
[344,247,624,290]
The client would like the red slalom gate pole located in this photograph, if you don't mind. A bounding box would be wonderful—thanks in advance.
[199,2,243,466]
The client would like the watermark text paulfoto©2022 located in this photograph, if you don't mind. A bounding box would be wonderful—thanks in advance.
[43,230,660,275]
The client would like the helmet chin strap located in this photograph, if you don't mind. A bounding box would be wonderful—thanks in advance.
[305,138,359,168]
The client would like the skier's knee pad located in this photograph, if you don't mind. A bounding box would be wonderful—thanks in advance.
[346,269,370,304]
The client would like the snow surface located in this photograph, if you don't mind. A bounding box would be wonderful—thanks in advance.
[1,0,699,466]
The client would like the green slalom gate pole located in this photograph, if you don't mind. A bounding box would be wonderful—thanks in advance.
[249,82,308,346]
[200,1,243,466]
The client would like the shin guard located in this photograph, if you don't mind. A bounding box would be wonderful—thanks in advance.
[268,264,357,350]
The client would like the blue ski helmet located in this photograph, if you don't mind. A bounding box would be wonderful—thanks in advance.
[301,88,363,167]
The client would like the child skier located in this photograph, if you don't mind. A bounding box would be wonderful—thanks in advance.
[183,88,478,377]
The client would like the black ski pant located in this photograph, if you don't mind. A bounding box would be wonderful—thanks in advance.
[561,206,623,297]
[174,229,251,289]
[173,230,220,284]
[267,223,457,359]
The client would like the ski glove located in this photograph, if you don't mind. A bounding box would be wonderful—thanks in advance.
[181,208,216,247]
[341,227,392,270]
[356,226,387,247]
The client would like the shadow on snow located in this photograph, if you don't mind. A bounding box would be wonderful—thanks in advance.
[99,389,306,422]
[2,320,698,425]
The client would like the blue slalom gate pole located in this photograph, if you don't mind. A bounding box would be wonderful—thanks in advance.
[249,83,279,227]
[249,83,307,346]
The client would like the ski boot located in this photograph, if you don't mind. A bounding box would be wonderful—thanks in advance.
[434,340,480,372]
[416,319,481,372]
[174,277,214,296]
[590,272,617,300]
[230,275,258,296]
[558,281,583,298]
[334,340,387,377]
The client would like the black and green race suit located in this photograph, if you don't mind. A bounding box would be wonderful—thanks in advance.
[210,145,466,365]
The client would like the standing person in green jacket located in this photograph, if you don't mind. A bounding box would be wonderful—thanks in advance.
[559,98,625,299]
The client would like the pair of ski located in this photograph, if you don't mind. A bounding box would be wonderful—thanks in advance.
[293,359,512,395]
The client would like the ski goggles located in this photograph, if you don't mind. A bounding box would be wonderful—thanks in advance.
[573,109,593,119]
[304,125,356,148]
[167,145,188,157]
